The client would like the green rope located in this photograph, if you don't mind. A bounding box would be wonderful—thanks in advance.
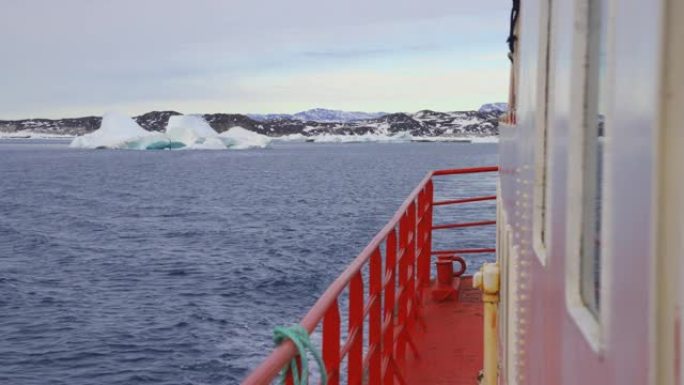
[273,325,328,385]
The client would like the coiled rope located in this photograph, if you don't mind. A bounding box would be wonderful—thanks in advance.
[273,325,328,385]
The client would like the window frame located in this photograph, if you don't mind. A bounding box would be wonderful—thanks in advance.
[565,0,612,354]
[532,0,555,266]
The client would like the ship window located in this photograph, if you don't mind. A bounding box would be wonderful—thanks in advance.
[533,0,553,264]
[580,0,608,317]
[565,0,609,352]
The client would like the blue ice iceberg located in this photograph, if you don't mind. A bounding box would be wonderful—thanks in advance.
[69,113,271,150]
[69,113,172,150]
[165,115,222,149]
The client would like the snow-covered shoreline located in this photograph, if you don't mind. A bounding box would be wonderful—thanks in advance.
[0,131,75,140]
[273,133,499,144]
[1,131,499,145]
[2,112,499,148]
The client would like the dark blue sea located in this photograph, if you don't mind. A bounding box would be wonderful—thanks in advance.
[0,140,497,385]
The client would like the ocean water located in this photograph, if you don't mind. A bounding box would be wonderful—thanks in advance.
[0,140,497,385]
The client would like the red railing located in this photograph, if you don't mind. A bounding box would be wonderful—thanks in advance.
[242,166,498,385]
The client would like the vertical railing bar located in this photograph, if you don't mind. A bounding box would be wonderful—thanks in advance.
[369,249,382,384]
[417,188,427,288]
[427,180,434,275]
[323,301,341,385]
[406,201,417,333]
[382,229,397,385]
[348,273,364,385]
[396,214,409,364]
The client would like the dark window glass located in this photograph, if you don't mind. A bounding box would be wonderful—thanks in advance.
[580,0,608,316]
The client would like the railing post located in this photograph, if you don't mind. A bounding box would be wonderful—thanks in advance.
[425,180,434,284]
[406,202,417,326]
[369,249,382,384]
[417,185,432,288]
[323,301,340,385]
[348,273,364,385]
[397,214,409,363]
[416,189,425,287]
[382,230,397,385]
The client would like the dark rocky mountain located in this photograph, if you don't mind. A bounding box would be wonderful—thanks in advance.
[135,111,181,132]
[0,104,507,138]
[0,116,101,136]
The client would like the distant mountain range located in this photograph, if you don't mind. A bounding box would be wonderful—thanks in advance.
[248,108,389,123]
[0,104,507,138]
[478,103,508,114]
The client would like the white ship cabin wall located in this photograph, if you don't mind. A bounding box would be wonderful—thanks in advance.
[497,0,684,383]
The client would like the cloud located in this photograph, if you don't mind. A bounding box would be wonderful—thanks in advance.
[0,0,511,118]
[299,44,441,59]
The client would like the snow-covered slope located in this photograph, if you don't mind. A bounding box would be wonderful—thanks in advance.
[293,109,388,122]
[246,113,294,122]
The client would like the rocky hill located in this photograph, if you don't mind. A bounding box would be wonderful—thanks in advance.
[248,108,388,123]
[0,104,507,138]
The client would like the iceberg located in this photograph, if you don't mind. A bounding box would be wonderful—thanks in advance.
[164,116,270,149]
[218,127,271,149]
[165,115,222,148]
[68,113,273,150]
[69,113,171,149]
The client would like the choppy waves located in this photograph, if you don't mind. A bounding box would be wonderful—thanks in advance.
[0,141,497,384]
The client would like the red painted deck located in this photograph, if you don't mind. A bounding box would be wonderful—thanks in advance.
[403,277,483,385]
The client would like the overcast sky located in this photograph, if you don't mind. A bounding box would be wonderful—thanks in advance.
[1,0,510,119]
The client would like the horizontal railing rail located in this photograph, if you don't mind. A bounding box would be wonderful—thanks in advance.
[242,166,498,385]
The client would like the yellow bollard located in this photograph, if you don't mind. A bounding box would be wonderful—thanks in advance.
[473,263,500,385]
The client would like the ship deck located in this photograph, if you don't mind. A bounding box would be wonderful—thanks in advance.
[403,276,484,385]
